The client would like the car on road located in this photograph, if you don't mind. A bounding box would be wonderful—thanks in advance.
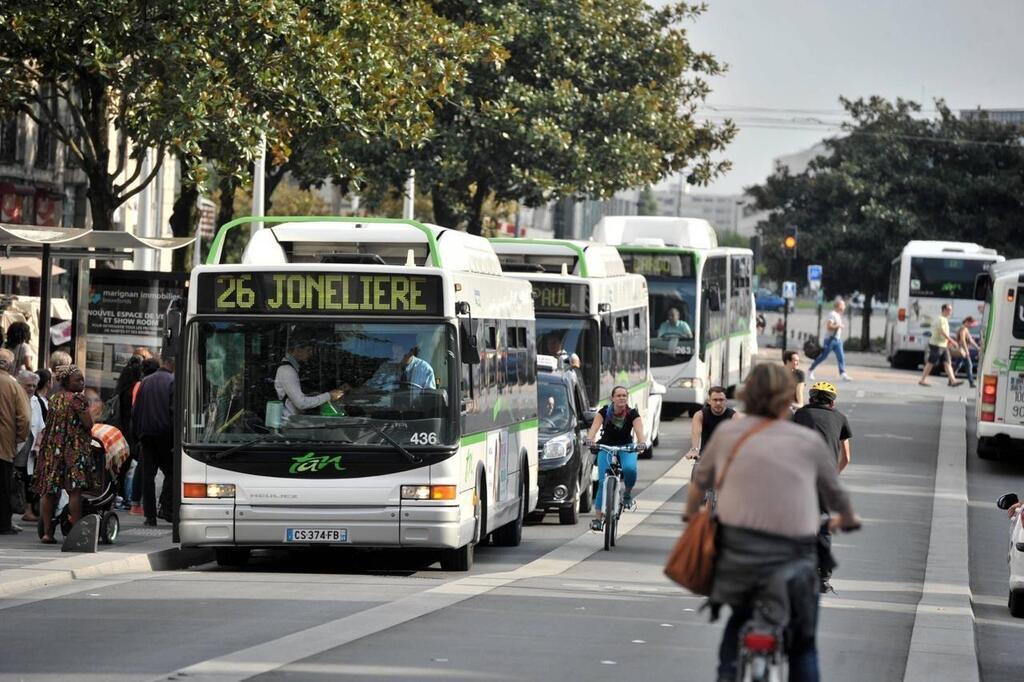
[535,356,596,525]
[849,291,886,313]
[755,287,793,313]
[996,492,1024,617]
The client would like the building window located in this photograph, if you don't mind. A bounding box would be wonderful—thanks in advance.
[0,118,17,164]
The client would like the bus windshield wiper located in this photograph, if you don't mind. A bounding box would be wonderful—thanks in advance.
[329,417,423,464]
[208,431,288,461]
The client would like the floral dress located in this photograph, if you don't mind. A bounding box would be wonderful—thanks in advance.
[32,391,93,495]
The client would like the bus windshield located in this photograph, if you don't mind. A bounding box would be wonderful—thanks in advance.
[909,257,994,299]
[536,317,599,403]
[647,278,697,367]
[184,320,457,449]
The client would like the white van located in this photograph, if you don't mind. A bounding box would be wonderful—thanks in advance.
[973,259,1024,458]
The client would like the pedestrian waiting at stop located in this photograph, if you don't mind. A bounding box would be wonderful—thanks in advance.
[48,350,72,373]
[133,355,176,526]
[807,297,851,382]
[4,321,36,374]
[918,304,964,388]
[15,369,46,524]
[685,363,860,682]
[0,349,30,535]
[33,364,93,544]
[954,316,981,389]
[784,350,806,409]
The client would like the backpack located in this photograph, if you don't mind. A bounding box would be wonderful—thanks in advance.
[100,391,123,429]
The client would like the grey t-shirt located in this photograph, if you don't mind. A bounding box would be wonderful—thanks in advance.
[693,417,853,537]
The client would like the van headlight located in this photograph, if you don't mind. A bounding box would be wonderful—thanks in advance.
[542,434,573,460]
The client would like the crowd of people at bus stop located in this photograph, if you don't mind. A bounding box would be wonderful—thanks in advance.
[0,328,178,540]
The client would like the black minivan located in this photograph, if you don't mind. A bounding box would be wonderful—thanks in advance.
[535,362,595,524]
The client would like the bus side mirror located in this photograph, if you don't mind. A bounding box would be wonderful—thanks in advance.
[163,296,184,359]
[580,409,597,427]
[459,318,480,365]
[974,273,992,302]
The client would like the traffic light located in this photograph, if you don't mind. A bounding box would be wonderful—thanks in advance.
[782,226,798,259]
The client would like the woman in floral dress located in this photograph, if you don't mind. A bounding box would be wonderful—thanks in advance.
[33,364,93,544]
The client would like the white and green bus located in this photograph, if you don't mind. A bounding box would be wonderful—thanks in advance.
[971,259,1024,459]
[169,217,538,571]
[593,216,756,413]
[489,239,661,443]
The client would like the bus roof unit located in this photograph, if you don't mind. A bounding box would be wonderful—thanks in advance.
[591,216,718,250]
[490,239,626,277]
[901,240,999,257]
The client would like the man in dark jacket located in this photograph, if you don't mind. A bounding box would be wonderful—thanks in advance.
[133,356,174,526]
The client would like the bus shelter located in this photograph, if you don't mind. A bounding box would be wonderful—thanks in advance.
[0,223,193,382]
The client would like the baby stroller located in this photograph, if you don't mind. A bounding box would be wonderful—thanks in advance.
[37,429,126,545]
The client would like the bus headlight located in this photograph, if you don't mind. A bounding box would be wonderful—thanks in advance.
[672,378,703,390]
[542,434,573,460]
[402,485,457,500]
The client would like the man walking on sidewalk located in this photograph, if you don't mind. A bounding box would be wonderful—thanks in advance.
[808,297,852,382]
[0,349,30,534]
[919,303,964,387]
[132,355,175,526]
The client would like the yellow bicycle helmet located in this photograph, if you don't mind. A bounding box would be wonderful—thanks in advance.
[809,381,838,402]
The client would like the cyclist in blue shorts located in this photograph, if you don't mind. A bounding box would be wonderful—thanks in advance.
[587,385,647,531]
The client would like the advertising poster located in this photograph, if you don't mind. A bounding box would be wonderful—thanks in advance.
[86,270,187,398]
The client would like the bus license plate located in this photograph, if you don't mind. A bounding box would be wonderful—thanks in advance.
[286,528,348,543]
[1008,373,1024,424]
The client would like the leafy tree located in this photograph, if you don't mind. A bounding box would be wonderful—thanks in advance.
[350,0,735,234]
[638,186,659,216]
[747,96,1024,349]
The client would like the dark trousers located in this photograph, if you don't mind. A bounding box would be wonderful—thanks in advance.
[140,435,173,521]
[0,459,13,531]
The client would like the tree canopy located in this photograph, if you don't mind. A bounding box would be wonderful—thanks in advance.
[746,96,1024,344]
[346,0,735,234]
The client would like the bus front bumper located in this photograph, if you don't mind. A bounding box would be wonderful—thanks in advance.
[178,502,472,549]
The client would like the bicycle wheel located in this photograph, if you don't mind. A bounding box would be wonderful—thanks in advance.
[603,475,618,551]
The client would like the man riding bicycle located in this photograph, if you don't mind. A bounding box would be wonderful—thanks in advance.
[587,385,647,532]
[793,381,852,593]
[686,386,739,461]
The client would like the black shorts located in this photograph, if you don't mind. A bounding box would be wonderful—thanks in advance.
[927,345,950,365]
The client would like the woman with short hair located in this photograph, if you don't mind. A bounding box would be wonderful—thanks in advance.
[4,321,36,373]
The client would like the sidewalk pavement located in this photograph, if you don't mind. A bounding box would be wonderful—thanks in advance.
[1,505,211,598]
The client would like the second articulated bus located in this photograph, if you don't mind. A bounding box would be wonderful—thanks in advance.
[169,217,538,571]
[593,216,756,414]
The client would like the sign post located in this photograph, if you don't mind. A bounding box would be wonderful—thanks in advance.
[782,280,797,359]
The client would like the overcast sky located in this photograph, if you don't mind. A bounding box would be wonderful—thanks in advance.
[659,0,1024,195]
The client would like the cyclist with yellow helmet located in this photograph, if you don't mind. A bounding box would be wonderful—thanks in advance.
[793,381,852,593]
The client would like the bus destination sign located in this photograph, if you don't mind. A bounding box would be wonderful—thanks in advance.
[531,281,588,314]
[197,272,443,315]
[620,253,692,278]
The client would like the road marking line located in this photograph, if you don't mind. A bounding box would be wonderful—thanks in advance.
[902,396,979,682]
[150,458,695,682]
[856,389,865,399]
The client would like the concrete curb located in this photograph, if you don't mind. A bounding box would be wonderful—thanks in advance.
[0,538,213,599]
[902,396,979,682]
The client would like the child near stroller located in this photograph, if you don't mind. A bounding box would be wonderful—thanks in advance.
[37,424,131,545]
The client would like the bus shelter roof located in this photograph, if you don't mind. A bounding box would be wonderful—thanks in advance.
[0,223,194,363]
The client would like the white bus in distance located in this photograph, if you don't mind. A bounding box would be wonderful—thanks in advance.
[885,240,1002,370]
[971,259,1024,459]
[168,216,538,571]
[592,216,756,414]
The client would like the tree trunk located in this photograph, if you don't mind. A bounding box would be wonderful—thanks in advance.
[80,79,115,230]
[860,295,873,352]
[168,161,200,272]
[264,164,289,214]
[431,186,461,229]
[216,175,238,230]
[466,180,489,236]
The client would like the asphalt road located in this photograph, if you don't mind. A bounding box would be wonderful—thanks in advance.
[0,372,1018,682]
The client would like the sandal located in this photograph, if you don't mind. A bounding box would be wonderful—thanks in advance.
[40,536,57,545]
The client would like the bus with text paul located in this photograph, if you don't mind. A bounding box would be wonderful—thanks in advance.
[592,216,756,415]
[489,239,663,453]
[167,217,538,571]
[884,240,1002,370]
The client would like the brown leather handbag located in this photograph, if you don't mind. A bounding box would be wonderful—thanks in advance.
[664,420,773,594]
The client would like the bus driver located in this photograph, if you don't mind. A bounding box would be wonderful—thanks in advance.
[274,333,345,419]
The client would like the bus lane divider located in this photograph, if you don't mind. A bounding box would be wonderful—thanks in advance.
[150,456,696,682]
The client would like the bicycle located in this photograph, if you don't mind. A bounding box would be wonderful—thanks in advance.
[591,443,640,551]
